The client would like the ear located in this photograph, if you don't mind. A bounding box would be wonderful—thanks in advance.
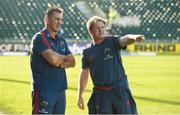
[44,15,49,25]
[89,28,94,35]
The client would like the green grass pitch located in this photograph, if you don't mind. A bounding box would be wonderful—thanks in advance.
[0,55,180,114]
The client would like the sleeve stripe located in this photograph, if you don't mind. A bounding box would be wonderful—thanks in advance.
[41,31,51,49]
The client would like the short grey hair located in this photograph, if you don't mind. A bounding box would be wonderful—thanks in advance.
[45,6,63,17]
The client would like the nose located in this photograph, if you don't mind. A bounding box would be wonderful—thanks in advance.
[57,20,60,24]
[57,18,62,24]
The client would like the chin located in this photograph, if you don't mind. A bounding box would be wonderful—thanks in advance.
[55,29,60,32]
[54,26,60,30]
[100,35,105,39]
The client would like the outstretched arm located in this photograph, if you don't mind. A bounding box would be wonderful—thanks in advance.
[119,34,145,47]
[77,68,89,110]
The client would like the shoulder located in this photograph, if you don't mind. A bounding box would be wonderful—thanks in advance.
[104,35,120,43]
[32,33,41,43]
[32,30,45,41]
[83,47,90,54]
[57,34,67,43]
[105,35,119,39]
[103,35,119,44]
[82,44,93,56]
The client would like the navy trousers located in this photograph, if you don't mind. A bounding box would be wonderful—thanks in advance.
[88,78,137,114]
[32,90,66,114]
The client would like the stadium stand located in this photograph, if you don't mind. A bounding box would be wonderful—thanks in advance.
[87,0,179,41]
[0,0,179,43]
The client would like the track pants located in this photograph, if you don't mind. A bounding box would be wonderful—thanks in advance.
[88,77,137,114]
[32,90,66,114]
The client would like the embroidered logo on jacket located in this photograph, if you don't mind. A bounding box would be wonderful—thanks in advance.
[60,41,65,52]
[104,48,113,60]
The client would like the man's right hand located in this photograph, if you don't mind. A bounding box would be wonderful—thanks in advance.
[60,54,76,68]
[77,96,84,110]
[41,49,67,67]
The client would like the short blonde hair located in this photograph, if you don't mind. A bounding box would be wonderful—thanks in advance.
[86,16,107,33]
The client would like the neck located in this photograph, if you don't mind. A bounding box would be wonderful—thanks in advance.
[93,37,105,45]
[46,27,57,38]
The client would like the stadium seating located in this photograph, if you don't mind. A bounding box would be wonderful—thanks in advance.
[0,0,179,43]
[87,0,179,41]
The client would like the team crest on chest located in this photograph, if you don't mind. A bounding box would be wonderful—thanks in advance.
[50,42,54,46]
[104,48,111,54]
[60,41,65,52]
[104,47,113,60]
[60,41,65,47]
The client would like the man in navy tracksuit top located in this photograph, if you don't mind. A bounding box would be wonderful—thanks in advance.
[30,7,75,114]
[77,16,145,114]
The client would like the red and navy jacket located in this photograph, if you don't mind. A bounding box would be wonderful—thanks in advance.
[30,28,71,92]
